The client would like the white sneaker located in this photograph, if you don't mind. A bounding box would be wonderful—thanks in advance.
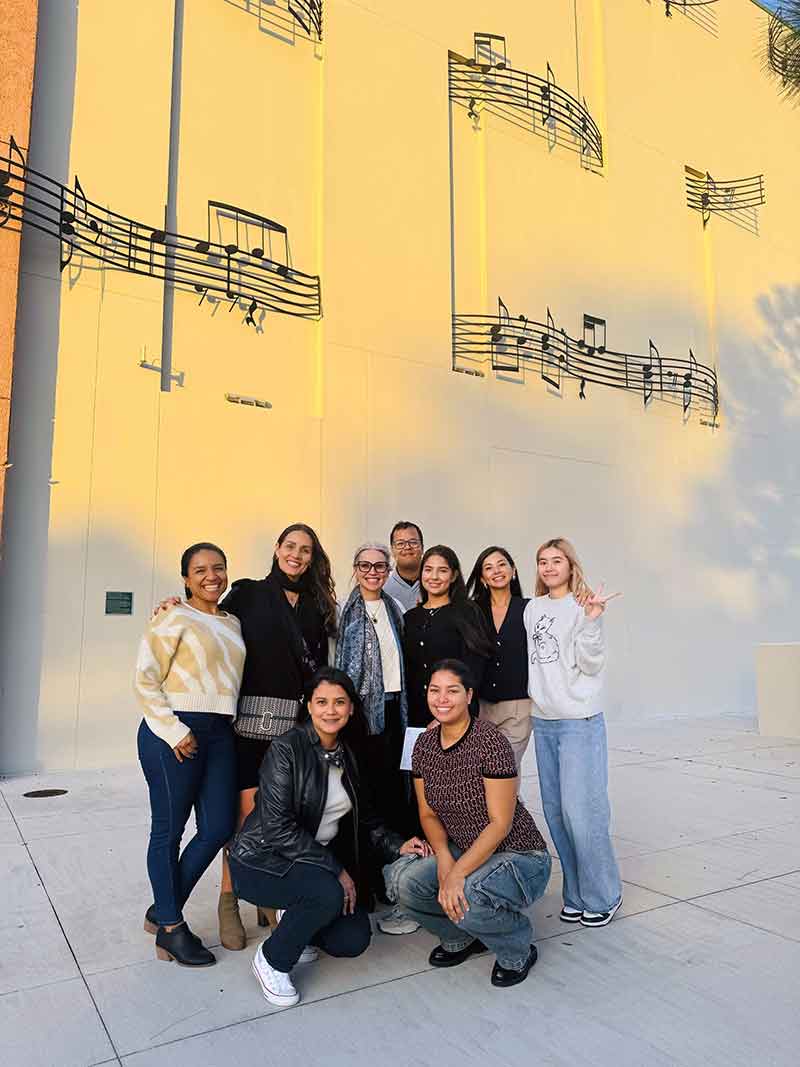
[274,909,319,963]
[251,940,300,1007]
[377,905,420,935]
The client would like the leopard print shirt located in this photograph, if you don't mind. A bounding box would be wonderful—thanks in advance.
[412,718,547,853]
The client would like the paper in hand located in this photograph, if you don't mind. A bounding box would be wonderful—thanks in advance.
[399,727,426,771]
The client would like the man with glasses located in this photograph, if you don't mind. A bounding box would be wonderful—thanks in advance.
[384,522,424,612]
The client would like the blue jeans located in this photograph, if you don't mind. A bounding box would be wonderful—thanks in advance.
[137,714,237,926]
[386,846,551,970]
[230,856,371,972]
[533,713,622,914]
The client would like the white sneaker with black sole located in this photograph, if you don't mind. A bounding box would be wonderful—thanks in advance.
[377,905,420,935]
[274,909,319,963]
[559,906,583,924]
[580,896,623,928]
[251,941,300,1007]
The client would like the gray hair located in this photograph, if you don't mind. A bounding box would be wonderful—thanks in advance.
[352,542,391,567]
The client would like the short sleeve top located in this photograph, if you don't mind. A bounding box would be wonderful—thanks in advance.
[412,718,547,853]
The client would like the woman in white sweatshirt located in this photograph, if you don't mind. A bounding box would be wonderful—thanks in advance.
[524,538,622,928]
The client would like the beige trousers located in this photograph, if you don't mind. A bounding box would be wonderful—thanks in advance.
[478,698,533,771]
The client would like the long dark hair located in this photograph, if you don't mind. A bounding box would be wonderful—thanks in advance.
[299,666,370,751]
[274,524,337,635]
[420,545,493,657]
[466,546,524,611]
[180,542,227,599]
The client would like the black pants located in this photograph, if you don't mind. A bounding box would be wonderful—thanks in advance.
[363,696,414,837]
[229,856,371,972]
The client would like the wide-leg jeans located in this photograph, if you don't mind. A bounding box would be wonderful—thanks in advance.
[137,713,237,926]
[532,712,622,914]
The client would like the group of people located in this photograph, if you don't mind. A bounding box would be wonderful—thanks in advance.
[134,522,622,1007]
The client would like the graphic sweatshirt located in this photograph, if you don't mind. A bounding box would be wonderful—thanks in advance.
[523,593,605,720]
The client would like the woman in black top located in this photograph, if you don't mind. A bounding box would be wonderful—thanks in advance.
[218,524,337,948]
[403,545,493,727]
[466,546,533,770]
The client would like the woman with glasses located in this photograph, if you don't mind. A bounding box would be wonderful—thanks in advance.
[335,543,417,934]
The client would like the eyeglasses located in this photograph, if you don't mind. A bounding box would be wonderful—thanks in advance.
[393,540,421,549]
[355,561,389,574]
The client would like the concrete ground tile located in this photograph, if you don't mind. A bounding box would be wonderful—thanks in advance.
[689,879,800,942]
[27,822,224,975]
[0,977,115,1067]
[0,842,79,995]
[690,745,800,780]
[659,757,800,796]
[778,871,800,889]
[120,904,800,1067]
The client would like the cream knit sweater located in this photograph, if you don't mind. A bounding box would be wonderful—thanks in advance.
[134,603,246,747]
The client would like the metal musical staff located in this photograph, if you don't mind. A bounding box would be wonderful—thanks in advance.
[685,166,766,229]
[448,33,603,167]
[0,136,321,323]
[453,298,719,422]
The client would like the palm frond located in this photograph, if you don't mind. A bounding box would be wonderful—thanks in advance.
[766,4,800,100]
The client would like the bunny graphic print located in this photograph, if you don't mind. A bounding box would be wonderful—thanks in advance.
[531,615,559,664]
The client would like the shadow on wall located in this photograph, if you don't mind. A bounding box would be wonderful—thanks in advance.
[672,283,800,713]
[0,0,78,773]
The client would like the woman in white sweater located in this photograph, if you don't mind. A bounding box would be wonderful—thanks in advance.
[524,538,622,929]
[134,542,245,966]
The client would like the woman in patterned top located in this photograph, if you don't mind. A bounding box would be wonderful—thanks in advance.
[385,659,552,988]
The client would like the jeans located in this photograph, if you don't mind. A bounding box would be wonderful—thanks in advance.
[137,714,237,926]
[230,855,371,972]
[532,713,622,914]
[386,845,551,971]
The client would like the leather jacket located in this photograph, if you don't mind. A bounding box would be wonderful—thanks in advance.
[230,720,405,878]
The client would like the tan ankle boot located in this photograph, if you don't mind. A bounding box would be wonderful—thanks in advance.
[218,892,247,950]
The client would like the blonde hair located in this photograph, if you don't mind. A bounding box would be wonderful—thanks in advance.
[534,538,589,598]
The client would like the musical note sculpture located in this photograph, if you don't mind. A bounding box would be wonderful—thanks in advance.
[663,0,719,34]
[685,166,766,227]
[0,136,321,323]
[767,10,800,84]
[448,33,604,167]
[453,298,719,422]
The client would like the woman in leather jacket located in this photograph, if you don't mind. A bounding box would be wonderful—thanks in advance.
[228,666,430,1008]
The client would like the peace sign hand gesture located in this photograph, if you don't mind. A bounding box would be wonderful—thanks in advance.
[581,582,621,620]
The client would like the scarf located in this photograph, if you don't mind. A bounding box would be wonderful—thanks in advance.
[265,561,323,687]
[335,588,408,736]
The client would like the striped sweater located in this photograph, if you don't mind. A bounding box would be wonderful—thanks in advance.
[134,603,246,747]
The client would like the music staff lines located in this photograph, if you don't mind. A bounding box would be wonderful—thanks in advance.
[448,33,603,167]
[288,0,323,40]
[685,167,766,229]
[452,299,719,422]
[0,137,321,324]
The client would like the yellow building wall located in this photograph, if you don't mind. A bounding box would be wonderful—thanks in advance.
[1,0,798,770]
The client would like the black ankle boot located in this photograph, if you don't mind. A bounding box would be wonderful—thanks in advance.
[155,923,216,967]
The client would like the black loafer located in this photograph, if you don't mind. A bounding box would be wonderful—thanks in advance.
[491,944,538,987]
[429,939,488,968]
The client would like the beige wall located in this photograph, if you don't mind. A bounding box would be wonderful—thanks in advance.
[1,0,799,770]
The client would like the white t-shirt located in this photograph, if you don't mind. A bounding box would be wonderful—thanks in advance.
[315,766,353,845]
[365,598,403,694]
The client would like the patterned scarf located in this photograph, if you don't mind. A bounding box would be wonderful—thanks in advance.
[335,588,408,736]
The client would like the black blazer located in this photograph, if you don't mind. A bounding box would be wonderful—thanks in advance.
[230,721,404,882]
[222,576,328,700]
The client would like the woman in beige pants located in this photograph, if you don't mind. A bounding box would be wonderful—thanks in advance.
[466,546,533,770]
